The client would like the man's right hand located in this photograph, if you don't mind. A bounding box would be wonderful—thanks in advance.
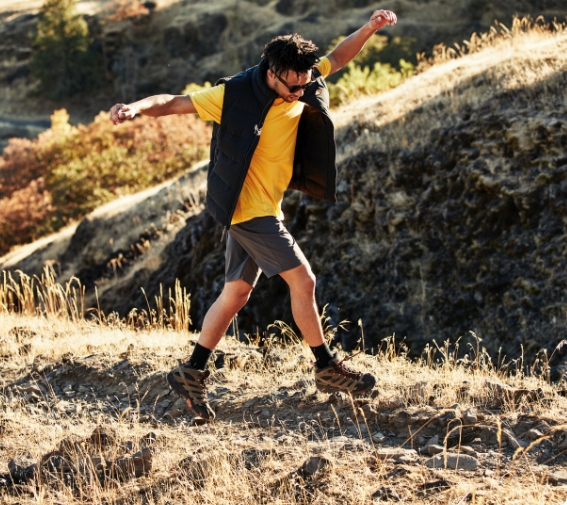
[110,103,137,125]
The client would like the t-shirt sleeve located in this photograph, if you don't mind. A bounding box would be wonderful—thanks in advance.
[189,83,225,123]
[317,56,332,79]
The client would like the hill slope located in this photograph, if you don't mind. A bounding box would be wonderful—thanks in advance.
[1,0,565,142]
[2,21,567,364]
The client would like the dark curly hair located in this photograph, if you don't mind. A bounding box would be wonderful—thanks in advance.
[261,33,320,76]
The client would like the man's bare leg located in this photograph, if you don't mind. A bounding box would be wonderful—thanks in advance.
[280,263,376,395]
[166,278,253,421]
[279,264,325,347]
[198,278,254,350]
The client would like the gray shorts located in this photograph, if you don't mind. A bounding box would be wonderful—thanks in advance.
[226,217,308,287]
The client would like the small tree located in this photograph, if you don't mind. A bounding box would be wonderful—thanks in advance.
[32,0,100,99]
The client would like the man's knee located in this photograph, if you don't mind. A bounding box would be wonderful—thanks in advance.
[223,279,253,306]
[296,267,317,294]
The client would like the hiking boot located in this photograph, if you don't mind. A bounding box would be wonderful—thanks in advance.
[314,353,376,396]
[167,363,215,421]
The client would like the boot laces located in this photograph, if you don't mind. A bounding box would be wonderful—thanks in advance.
[181,366,210,401]
[333,352,363,380]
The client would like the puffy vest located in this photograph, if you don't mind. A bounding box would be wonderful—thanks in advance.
[205,61,337,230]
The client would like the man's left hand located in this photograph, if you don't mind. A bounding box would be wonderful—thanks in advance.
[368,9,397,31]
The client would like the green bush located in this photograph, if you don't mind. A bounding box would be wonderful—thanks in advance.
[328,59,414,107]
[31,0,102,99]
[326,34,416,107]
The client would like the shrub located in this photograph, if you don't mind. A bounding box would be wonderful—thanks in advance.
[326,34,416,107]
[0,109,211,255]
[328,59,414,107]
[31,0,102,99]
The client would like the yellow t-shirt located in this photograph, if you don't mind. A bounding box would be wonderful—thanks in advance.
[191,57,332,225]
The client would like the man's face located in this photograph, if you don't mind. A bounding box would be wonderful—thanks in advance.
[268,68,314,102]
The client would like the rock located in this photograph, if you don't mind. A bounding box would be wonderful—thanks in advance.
[524,428,544,441]
[359,403,378,421]
[426,453,479,471]
[112,448,152,479]
[7,456,38,483]
[88,425,117,451]
[463,408,478,424]
[502,429,528,450]
[298,455,333,477]
[424,434,439,449]
[545,470,567,485]
[371,432,386,443]
[374,448,418,463]
[428,444,445,456]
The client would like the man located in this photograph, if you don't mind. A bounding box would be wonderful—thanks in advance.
[110,9,397,421]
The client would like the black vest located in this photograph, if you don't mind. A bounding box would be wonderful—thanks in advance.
[205,61,337,228]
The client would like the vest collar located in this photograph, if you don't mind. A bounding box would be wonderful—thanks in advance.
[251,60,278,103]
[249,59,329,114]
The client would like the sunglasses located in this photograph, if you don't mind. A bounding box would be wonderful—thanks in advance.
[272,70,316,93]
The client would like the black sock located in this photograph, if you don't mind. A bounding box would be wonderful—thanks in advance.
[310,342,334,368]
[187,343,213,370]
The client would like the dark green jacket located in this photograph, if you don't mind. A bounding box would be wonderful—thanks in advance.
[205,61,337,229]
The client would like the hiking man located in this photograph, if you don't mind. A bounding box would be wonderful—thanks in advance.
[110,9,397,421]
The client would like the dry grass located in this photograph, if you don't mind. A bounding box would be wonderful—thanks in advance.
[333,16,567,160]
[1,275,567,504]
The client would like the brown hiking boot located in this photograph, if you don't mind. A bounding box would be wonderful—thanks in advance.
[314,353,376,396]
[167,363,215,421]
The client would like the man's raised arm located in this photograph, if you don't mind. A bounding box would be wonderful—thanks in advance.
[326,9,397,76]
[109,94,197,125]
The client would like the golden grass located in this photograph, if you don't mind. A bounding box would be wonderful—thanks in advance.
[333,16,567,159]
[1,272,566,504]
[1,309,567,504]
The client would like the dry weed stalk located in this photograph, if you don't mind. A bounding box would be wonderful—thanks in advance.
[0,267,191,332]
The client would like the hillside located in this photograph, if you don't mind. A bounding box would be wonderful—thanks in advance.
[2,18,566,365]
[0,0,565,145]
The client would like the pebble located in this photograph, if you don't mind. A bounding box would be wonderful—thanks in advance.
[426,453,479,471]
[463,408,478,424]
[427,444,445,456]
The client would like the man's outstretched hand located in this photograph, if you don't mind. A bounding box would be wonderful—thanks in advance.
[368,9,397,31]
[109,103,137,125]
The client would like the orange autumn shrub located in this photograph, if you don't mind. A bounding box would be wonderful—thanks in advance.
[0,109,211,255]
